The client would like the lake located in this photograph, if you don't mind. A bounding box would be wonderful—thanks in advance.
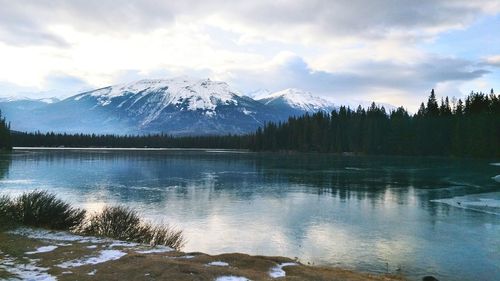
[0,148,499,281]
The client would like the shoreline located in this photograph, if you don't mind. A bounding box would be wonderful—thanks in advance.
[12,147,251,152]
[0,228,405,281]
[7,147,497,161]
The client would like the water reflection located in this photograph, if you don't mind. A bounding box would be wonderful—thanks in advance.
[0,152,11,180]
[0,149,499,281]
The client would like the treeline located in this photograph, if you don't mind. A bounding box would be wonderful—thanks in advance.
[250,90,500,158]
[0,110,11,150]
[12,132,249,149]
[6,90,500,158]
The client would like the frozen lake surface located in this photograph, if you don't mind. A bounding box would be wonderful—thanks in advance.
[0,149,499,281]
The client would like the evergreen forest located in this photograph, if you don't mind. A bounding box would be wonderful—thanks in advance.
[5,90,500,158]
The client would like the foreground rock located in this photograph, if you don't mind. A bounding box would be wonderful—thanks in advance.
[0,228,405,281]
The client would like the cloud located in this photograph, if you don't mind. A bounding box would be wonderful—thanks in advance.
[484,55,500,67]
[0,74,92,99]
[0,2,68,47]
[0,0,498,109]
[207,0,500,44]
[42,74,92,95]
[0,0,499,46]
[228,53,489,106]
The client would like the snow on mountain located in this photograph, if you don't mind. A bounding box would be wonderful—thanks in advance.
[6,77,279,135]
[257,88,335,113]
[0,96,59,104]
[1,79,342,136]
[246,89,271,100]
[0,96,28,102]
[74,77,239,112]
[38,97,61,104]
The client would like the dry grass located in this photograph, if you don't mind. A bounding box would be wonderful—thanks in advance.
[13,191,86,230]
[78,206,185,250]
[1,192,185,250]
[0,195,16,229]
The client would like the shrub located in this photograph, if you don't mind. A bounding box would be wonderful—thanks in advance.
[0,195,16,229]
[1,192,185,250]
[79,206,185,250]
[0,195,12,216]
[78,206,142,241]
[11,191,86,230]
[136,224,185,250]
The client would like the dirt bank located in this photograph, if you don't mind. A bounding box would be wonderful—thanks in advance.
[0,228,405,281]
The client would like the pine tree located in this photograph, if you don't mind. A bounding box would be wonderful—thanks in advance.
[0,110,12,150]
[426,89,439,116]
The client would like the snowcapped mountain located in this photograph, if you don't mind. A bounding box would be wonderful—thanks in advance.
[0,78,339,135]
[0,97,61,130]
[3,77,279,135]
[246,89,271,99]
[74,77,238,111]
[257,88,336,116]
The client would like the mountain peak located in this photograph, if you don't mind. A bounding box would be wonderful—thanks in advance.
[74,77,239,111]
[4,77,335,136]
[257,88,335,113]
[247,89,271,99]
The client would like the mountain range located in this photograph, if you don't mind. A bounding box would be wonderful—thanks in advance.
[0,77,336,135]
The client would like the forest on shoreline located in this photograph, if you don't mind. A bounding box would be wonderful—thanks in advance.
[252,90,499,157]
[3,90,499,158]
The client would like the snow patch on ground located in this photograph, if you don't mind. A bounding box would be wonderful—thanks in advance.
[57,250,127,268]
[26,245,58,255]
[269,262,298,278]
[9,228,105,244]
[215,276,250,281]
[0,256,56,281]
[135,246,172,254]
[109,241,139,248]
[207,261,229,266]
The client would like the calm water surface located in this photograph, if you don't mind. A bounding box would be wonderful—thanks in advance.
[0,149,499,281]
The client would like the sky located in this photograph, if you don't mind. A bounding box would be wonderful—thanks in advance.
[0,0,499,110]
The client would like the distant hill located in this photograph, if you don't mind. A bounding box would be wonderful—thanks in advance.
[256,88,336,117]
[0,77,336,135]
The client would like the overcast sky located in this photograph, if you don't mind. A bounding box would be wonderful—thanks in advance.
[0,0,499,109]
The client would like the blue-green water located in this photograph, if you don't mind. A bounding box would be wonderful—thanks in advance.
[0,149,499,281]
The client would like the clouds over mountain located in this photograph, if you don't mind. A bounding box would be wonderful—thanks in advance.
[0,0,498,110]
[2,0,498,44]
[230,52,489,105]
